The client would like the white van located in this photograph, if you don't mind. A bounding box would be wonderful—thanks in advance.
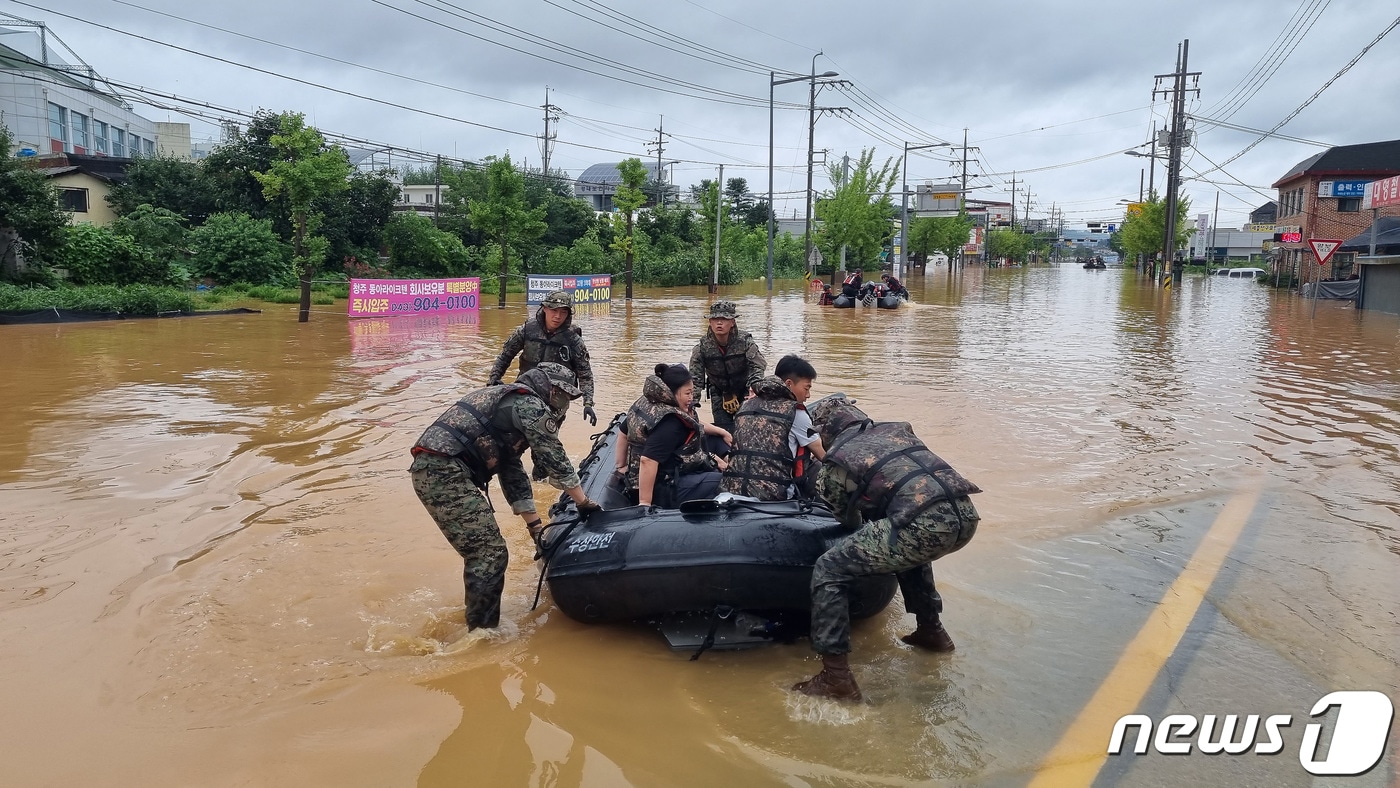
[1224,267,1267,279]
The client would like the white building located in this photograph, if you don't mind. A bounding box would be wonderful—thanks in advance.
[1,17,159,157]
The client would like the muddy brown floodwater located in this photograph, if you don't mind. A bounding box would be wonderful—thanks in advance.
[1,267,1397,787]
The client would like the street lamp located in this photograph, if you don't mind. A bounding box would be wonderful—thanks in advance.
[900,142,951,280]
[1123,146,1158,199]
[767,63,838,292]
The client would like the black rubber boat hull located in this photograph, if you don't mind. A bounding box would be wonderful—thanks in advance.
[832,294,857,308]
[542,418,898,624]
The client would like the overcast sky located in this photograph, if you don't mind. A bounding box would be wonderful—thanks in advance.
[10,0,1400,228]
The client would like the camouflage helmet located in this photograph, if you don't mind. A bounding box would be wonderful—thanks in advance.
[532,362,582,398]
[807,393,860,427]
[540,290,573,310]
[809,395,869,447]
[707,300,737,320]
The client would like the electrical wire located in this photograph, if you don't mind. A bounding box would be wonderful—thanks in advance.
[1195,13,1400,179]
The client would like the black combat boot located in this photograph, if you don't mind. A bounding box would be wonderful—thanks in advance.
[901,621,955,652]
[792,654,863,702]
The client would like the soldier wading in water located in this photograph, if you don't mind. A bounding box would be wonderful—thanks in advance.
[490,289,598,427]
[409,363,602,630]
[688,300,765,434]
[794,398,982,702]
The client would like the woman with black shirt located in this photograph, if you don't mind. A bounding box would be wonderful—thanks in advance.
[621,364,727,507]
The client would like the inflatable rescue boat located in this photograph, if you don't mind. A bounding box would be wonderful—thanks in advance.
[539,415,897,650]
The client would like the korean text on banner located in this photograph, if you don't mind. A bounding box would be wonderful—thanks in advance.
[347,277,481,318]
[1362,175,1400,210]
[526,275,613,305]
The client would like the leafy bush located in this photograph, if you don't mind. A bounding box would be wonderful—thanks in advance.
[189,212,293,285]
[542,231,614,275]
[53,224,171,286]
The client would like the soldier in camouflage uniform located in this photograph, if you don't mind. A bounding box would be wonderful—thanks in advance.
[720,355,825,501]
[409,362,602,630]
[489,290,597,426]
[792,399,982,702]
[688,300,766,433]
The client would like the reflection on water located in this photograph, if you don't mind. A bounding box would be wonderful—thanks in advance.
[1,268,1396,785]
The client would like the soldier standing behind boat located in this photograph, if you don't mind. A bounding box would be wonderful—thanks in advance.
[408,363,602,630]
[489,289,598,426]
[688,300,765,433]
[793,399,982,702]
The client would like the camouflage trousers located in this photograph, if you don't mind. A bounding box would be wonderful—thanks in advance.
[410,453,507,630]
[810,495,980,656]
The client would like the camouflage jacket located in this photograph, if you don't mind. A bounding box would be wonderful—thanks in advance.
[819,421,981,530]
[720,375,801,500]
[689,329,765,398]
[413,375,580,514]
[624,375,708,491]
[489,311,595,405]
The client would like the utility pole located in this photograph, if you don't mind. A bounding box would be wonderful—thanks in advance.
[840,153,849,279]
[646,116,669,207]
[1009,171,1017,232]
[1153,40,1200,286]
[711,164,723,294]
[1210,190,1220,267]
[433,154,441,226]
[805,57,818,277]
[540,86,559,182]
[946,129,980,268]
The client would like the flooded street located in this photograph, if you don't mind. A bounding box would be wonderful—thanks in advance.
[2,266,1397,786]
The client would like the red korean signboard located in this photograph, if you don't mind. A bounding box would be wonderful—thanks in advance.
[1363,175,1400,209]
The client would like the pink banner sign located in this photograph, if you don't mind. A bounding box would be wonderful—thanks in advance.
[1363,175,1400,210]
[347,277,481,318]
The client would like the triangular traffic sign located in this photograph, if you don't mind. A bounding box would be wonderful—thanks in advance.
[1308,238,1343,266]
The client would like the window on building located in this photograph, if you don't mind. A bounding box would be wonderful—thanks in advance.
[1338,197,1361,213]
[144,138,155,156]
[94,121,109,154]
[112,128,125,157]
[425,193,434,204]
[60,188,89,213]
[129,135,142,156]
[72,113,90,151]
[48,102,68,148]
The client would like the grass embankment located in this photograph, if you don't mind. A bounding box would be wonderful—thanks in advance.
[0,282,352,316]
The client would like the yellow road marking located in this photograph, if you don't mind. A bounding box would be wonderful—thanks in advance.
[1028,487,1262,787]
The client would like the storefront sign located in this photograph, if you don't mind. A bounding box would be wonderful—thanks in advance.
[347,277,481,318]
[526,275,613,305]
[1363,175,1400,209]
[1317,180,1370,198]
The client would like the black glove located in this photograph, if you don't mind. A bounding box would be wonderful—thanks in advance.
[582,404,597,426]
[531,463,548,481]
[488,377,502,387]
[576,498,603,516]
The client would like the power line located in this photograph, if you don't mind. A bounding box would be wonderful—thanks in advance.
[1196,13,1400,179]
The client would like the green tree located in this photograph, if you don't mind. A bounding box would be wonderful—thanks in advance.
[468,155,547,308]
[105,155,219,224]
[318,169,401,268]
[909,213,975,265]
[201,110,285,220]
[814,149,899,269]
[252,113,351,321]
[188,212,292,285]
[609,158,649,300]
[111,204,190,281]
[1118,191,1194,270]
[0,125,68,280]
[986,228,1032,263]
[723,177,755,225]
[382,212,474,276]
